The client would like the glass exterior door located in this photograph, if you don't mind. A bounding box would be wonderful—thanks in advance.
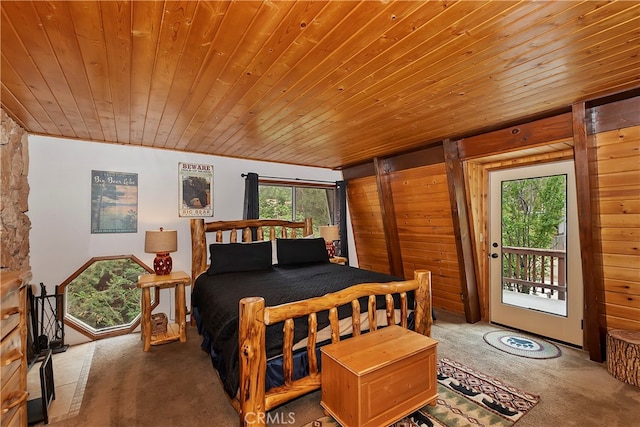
[489,160,583,346]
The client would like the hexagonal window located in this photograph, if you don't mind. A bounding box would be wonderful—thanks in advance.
[60,255,155,340]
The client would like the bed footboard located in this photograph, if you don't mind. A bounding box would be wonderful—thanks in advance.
[237,269,432,427]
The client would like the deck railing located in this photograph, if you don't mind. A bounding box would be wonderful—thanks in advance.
[501,246,566,300]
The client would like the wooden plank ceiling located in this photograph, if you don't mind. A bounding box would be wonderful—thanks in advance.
[1,1,639,169]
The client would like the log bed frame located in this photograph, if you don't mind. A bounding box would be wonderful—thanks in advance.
[190,218,433,427]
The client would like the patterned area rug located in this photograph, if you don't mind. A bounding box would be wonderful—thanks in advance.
[304,358,539,427]
[483,330,561,359]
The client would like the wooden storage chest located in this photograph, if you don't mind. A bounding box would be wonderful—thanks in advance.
[320,325,438,427]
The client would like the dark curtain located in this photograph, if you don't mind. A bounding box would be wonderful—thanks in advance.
[243,173,259,240]
[243,173,259,220]
[336,180,348,259]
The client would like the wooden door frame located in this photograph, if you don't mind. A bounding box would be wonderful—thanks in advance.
[487,159,584,346]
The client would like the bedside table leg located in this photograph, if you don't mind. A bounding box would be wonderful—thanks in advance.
[176,283,187,342]
[142,288,152,351]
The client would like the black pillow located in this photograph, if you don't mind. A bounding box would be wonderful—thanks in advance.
[207,241,272,275]
[276,238,329,265]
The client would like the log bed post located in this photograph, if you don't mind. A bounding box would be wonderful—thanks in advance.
[239,297,267,427]
[304,217,313,236]
[413,270,433,337]
[190,219,206,281]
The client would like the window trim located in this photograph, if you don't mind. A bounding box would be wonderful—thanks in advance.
[258,178,336,190]
[59,255,155,341]
[258,179,337,227]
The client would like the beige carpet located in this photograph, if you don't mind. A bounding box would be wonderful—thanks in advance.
[47,326,323,427]
[49,311,640,427]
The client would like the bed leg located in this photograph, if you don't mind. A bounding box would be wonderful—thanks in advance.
[239,297,267,427]
[413,270,433,337]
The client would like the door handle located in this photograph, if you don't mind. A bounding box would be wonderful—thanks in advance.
[490,253,499,258]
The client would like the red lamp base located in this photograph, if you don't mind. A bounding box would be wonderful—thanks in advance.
[153,253,173,275]
[325,241,336,258]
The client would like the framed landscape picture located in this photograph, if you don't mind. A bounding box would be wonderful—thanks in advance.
[91,170,138,233]
[179,162,214,217]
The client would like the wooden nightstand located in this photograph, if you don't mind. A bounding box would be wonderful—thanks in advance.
[137,271,191,351]
[329,256,348,265]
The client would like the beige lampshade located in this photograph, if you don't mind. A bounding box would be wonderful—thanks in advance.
[319,225,340,242]
[144,228,178,254]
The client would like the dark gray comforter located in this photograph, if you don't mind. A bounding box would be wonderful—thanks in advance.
[191,262,408,396]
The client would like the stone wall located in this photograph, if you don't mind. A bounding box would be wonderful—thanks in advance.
[1,108,30,270]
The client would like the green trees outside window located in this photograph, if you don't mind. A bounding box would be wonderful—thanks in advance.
[501,174,567,296]
[259,184,335,235]
[61,255,153,340]
[501,175,566,250]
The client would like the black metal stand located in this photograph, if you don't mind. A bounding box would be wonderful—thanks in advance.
[29,283,68,358]
[27,349,55,425]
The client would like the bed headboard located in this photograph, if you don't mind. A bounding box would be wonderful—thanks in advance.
[190,218,313,280]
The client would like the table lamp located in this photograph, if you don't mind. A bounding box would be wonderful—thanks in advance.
[145,228,178,275]
[319,225,340,258]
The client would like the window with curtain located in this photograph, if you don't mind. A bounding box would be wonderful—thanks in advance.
[258,180,336,236]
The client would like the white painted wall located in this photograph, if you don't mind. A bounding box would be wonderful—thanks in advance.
[28,135,357,345]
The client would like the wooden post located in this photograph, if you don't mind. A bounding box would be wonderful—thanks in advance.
[374,157,404,277]
[351,300,361,336]
[573,102,604,362]
[304,217,313,237]
[283,319,294,385]
[175,282,187,342]
[190,219,206,281]
[307,313,318,376]
[141,287,152,351]
[443,138,481,323]
[238,297,266,427]
[367,295,376,332]
[385,294,394,326]
[413,270,432,337]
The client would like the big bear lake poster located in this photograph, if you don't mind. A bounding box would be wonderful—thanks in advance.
[179,162,213,217]
[91,170,138,233]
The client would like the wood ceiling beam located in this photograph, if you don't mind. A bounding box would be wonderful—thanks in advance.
[457,113,574,160]
[587,93,640,134]
[374,158,404,278]
[443,139,481,323]
[573,101,604,362]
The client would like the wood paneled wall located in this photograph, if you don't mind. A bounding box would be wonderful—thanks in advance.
[389,164,464,314]
[347,176,391,274]
[592,126,640,331]
[344,93,639,354]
